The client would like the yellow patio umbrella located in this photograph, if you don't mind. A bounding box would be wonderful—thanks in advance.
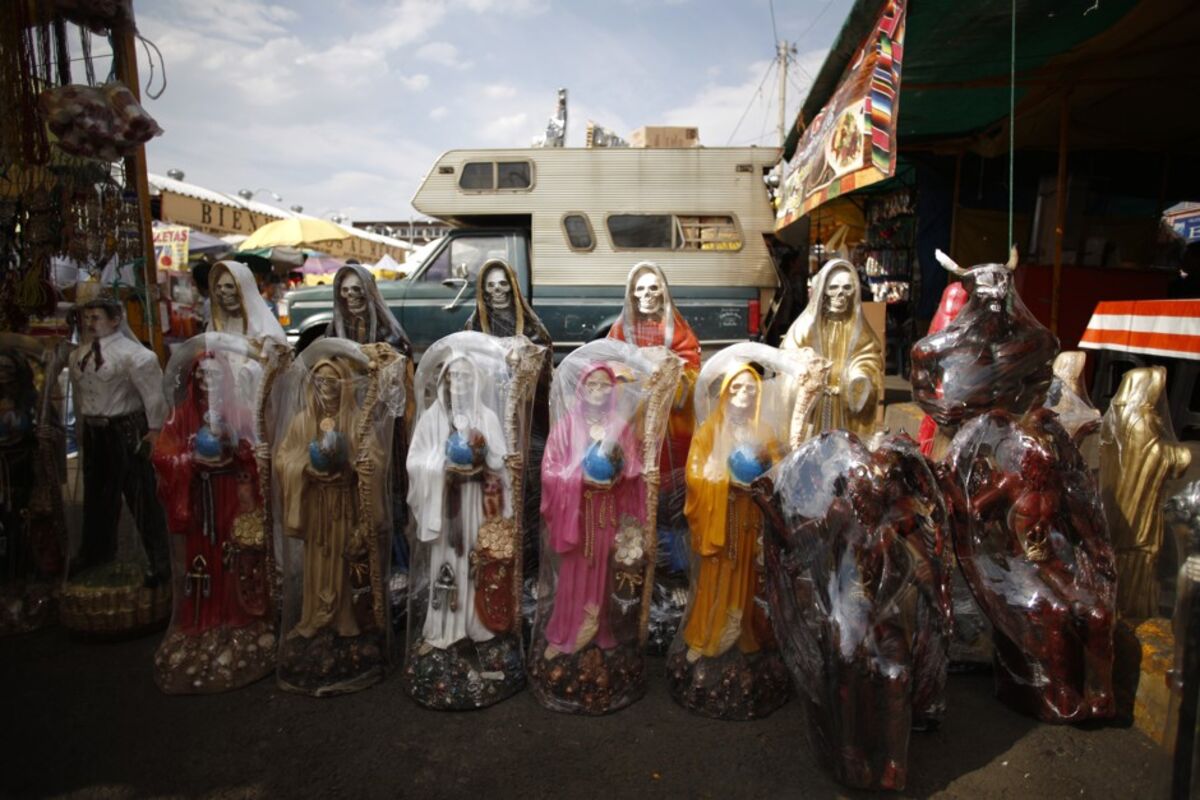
[239,217,351,250]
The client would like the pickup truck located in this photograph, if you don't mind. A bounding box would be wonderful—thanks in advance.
[279,226,768,359]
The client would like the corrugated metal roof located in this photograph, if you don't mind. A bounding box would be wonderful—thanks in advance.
[334,221,414,251]
[147,173,294,220]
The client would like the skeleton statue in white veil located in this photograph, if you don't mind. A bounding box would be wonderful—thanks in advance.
[407,354,511,650]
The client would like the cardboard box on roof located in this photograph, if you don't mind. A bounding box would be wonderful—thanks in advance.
[629,126,700,148]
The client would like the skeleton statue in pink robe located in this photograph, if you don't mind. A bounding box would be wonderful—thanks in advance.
[541,362,645,655]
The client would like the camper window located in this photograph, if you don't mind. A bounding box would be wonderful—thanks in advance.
[606,213,743,251]
[497,162,531,188]
[458,160,533,191]
[562,214,595,251]
[607,214,674,249]
[676,215,742,251]
[460,162,493,190]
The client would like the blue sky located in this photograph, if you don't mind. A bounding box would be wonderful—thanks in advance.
[137,0,853,223]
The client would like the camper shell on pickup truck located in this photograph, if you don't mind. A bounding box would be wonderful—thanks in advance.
[279,146,785,358]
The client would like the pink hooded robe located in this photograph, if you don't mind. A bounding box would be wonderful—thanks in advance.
[541,363,645,653]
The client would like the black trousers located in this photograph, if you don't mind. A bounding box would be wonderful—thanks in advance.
[79,412,169,578]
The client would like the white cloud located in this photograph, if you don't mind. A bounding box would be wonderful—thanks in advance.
[479,113,530,144]
[429,106,449,120]
[661,48,826,147]
[416,41,470,69]
[399,73,431,91]
[176,0,296,43]
[483,84,517,99]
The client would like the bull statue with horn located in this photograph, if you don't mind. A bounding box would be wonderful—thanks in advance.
[910,247,1059,428]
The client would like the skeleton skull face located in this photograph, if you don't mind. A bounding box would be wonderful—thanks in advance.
[194,358,224,401]
[824,268,854,316]
[727,370,759,412]
[483,265,513,310]
[214,271,241,315]
[972,267,1011,311]
[339,272,367,316]
[634,270,664,316]
[582,369,614,409]
[81,307,121,340]
[312,364,341,411]
[447,361,474,406]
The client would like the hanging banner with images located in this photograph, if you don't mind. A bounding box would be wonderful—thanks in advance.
[776,0,907,230]
[152,224,191,270]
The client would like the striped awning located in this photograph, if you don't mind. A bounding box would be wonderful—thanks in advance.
[1079,299,1200,360]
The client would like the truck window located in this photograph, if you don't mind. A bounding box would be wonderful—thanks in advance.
[562,214,594,251]
[608,214,673,249]
[418,235,510,283]
[459,162,493,190]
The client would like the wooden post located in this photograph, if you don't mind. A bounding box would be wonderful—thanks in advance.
[1050,92,1070,337]
[111,13,165,361]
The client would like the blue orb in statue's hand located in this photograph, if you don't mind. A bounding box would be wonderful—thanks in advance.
[445,429,485,468]
[728,444,770,485]
[194,425,224,460]
[308,430,345,473]
[583,441,623,484]
[308,440,332,472]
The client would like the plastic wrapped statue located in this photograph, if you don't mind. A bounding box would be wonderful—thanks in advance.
[1164,481,1200,796]
[1045,351,1102,446]
[0,335,67,635]
[607,261,700,651]
[667,343,828,719]
[916,282,969,457]
[529,339,682,714]
[404,332,543,709]
[781,258,883,439]
[62,297,172,635]
[269,339,403,695]
[464,258,552,621]
[1099,366,1191,619]
[207,260,286,343]
[946,407,1116,722]
[911,248,1059,427]
[150,334,280,693]
[752,431,952,790]
[324,263,415,604]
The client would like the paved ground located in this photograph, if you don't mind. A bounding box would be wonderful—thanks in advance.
[0,626,1170,799]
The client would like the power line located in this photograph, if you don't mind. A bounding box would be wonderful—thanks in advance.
[769,0,780,44]
[793,0,836,44]
[726,58,776,146]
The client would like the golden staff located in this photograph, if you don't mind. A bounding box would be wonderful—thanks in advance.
[502,337,543,632]
[355,343,400,631]
[636,350,683,646]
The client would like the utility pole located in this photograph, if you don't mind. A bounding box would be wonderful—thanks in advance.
[777,40,789,146]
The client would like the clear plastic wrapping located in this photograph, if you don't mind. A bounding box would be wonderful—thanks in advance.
[39,81,163,161]
[62,302,171,636]
[753,430,952,790]
[268,339,403,696]
[403,332,544,709]
[911,252,1059,427]
[607,263,701,654]
[0,334,67,635]
[946,407,1116,722]
[1099,366,1191,619]
[151,333,281,693]
[529,339,682,714]
[666,342,824,719]
[1164,480,1200,779]
[1044,351,1101,445]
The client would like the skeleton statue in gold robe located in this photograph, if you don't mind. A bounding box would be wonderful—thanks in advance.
[1099,366,1192,618]
[781,259,882,439]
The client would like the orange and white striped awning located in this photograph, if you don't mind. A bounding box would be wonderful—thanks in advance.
[1079,299,1200,360]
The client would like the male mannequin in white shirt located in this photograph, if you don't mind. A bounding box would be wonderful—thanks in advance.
[68,297,169,586]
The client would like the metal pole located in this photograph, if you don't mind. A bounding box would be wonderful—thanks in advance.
[1050,92,1069,337]
[777,41,788,147]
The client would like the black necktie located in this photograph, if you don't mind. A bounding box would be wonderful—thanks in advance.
[83,339,103,371]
